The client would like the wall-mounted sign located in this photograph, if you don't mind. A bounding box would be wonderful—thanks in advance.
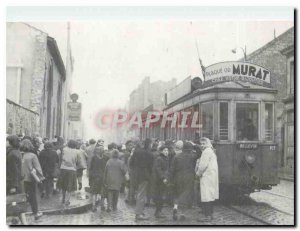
[204,62,271,88]
[68,102,81,121]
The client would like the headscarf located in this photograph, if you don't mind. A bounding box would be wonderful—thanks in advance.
[175,140,183,151]
[157,141,165,150]
[80,143,87,151]
[200,137,213,149]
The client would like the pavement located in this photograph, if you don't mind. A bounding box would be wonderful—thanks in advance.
[23,171,92,217]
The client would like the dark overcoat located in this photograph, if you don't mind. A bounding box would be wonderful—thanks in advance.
[151,153,169,201]
[129,148,154,187]
[170,150,198,207]
[89,154,109,193]
[104,158,127,191]
[39,149,59,178]
[6,147,23,193]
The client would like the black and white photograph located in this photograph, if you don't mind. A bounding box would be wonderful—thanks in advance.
[5,6,295,226]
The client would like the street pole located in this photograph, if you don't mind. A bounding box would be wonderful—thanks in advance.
[63,22,72,141]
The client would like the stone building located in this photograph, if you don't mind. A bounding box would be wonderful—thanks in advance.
[243,27,294,176]
[6,22,66,139]
[126,76,176,140]
[129,76,177,113]
[281,44,294,177]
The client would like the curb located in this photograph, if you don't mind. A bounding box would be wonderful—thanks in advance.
[20,201,93,225]
[29,201,92,215]
[279,176,294,182]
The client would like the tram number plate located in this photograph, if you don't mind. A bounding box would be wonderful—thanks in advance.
[239,143,258,149]
[270,146,276,151]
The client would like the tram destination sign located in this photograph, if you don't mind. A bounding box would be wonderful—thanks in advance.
[238,143,258,149]
[204,62,271,88]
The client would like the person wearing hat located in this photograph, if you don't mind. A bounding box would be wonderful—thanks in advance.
[195,137,219,222]
[170,140,199,221]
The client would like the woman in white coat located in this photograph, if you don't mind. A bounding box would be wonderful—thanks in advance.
[195,137,219,222]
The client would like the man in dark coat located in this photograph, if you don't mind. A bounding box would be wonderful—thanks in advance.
[130,140,154,220]
[39,142,59,198]
[170,141,199,220]
[241,118,257,141]
[151,145,170,218]
[6,135,23,194]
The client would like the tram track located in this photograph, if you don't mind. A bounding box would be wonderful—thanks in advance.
[222,201,294,225]
[223,205,272,225]
[260,190,293,201]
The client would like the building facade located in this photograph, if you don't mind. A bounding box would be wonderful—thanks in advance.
[129,76,177,113]
[241,27,294,176]
[6,22,66,138]
[126,76,176,140]
[281,45,294,177]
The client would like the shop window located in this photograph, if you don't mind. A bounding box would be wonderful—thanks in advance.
[200,102,213,140]
[219,102,228,140]
[236,103,258,141]
[265,103,274,141]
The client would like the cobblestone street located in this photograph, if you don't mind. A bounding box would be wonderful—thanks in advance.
[27,194,264,225]
[23,179,294,226]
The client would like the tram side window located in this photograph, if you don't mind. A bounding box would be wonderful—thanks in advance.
[265,103,274,141]
[200,102,213,140]
[236,103,258,141]
[219,102,228,140]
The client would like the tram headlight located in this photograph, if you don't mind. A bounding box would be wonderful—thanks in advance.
[245,153,256,164]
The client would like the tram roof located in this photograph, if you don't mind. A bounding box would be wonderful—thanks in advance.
[164,81,277,110]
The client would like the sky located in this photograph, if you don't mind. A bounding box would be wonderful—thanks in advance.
[27,20,293,139]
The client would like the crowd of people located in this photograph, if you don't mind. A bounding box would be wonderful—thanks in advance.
[6,133,219,222]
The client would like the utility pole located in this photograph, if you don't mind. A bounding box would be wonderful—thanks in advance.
[63,22,72,141]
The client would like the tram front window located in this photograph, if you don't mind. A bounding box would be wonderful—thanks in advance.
[236,103,258,141]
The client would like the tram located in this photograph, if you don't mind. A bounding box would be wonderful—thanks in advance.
[140,62,279,197]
